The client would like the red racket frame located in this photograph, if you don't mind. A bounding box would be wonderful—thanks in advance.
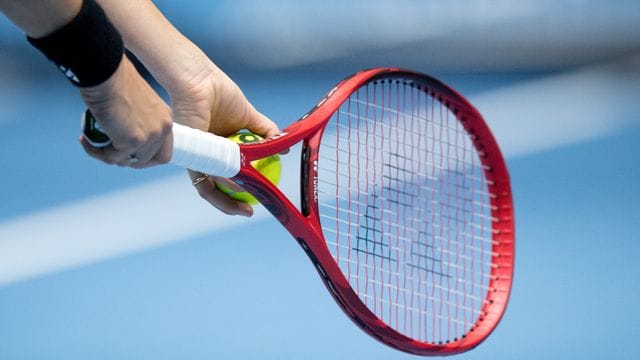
[232,68,514,356]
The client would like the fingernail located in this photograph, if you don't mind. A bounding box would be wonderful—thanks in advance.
[240,207,253,217]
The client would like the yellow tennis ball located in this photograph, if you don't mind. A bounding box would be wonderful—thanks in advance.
[216,132,281,205]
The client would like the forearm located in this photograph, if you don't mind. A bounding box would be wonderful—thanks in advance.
[0,0,82,38]
[0,0,196,84]
[96,0,217,92]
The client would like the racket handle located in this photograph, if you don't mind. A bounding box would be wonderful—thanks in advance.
[81,110,241,177]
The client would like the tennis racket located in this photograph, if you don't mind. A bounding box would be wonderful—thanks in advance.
[83,68,514,356]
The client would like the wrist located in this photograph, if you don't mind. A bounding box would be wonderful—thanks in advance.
[27,0,124,87]
[85,0,219,95]
[79,55,131,109]
[142,40,217,94]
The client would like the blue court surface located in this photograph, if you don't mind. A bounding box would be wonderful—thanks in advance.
[1,1,639,359]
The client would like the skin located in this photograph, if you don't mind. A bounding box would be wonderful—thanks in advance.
[0,0,173,168]
[1,0,280,217]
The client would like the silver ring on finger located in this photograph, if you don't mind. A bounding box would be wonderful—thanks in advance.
[192,175,209,187]
[128,154,139,164]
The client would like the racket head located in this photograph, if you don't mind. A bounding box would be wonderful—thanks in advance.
[233,68,514,356]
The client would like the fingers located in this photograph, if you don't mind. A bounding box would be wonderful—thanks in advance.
[239,91,276,135]
[79,127,172,168]
[247,111,280,138]
[79,56,173,169]
[188,170,253,217]
[113,129,172,168]
[241,106,290,155]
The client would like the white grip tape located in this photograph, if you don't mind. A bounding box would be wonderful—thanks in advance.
[170,123,241,178]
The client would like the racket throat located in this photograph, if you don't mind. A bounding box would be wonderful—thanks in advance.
[300,144,314,217]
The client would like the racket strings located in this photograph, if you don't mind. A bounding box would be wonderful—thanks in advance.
[326,240,492,298]
[317,177,496,217]
[319,135,488,181]
[332,113,484,164]
[319,180,497,218]
[319,211,497,258]
[318,79,493,344]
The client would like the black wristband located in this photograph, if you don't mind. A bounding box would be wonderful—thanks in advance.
[27,0,124,87]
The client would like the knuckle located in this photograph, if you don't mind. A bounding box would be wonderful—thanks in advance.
[128,133,146,148]
[160,120,173,137]
[156,152,171,164]
[154,146,172,164]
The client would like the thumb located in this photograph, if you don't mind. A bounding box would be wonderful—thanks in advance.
[242,104,280,138]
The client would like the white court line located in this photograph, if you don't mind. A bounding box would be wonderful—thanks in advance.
[0,175,270,286]
[0,61,639,287]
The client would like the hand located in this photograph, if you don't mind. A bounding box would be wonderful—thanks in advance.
[79,56,173,168]
[168,56,279,217]
[87,0,278,216]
